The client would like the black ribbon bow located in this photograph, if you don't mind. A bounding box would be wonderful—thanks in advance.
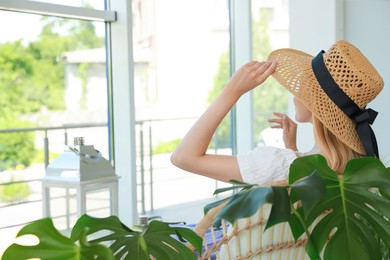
[311,51,379,158]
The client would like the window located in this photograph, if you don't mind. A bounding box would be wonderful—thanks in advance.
[132,0,232,216]
[0,1,114,252]
[251,0,289,149]
[26,0,105,9]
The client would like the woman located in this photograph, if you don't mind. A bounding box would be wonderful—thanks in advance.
[171,40,384,185]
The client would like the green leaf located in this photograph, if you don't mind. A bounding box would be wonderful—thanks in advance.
[213,180,256,195]
[288,206,306,240]
[295,156,390,260]
[204,181,258,216]
[291,171,326,218]
[265,186,290,230]
[287,155,339,241]
[212,184,247,195]
[214,186,273,224]
[208,155,390,260]
[203,196,231,216]
[2,218,114,260]
[77,226,116,260]
[2,218,78,260]
[289,154,337,184]
[205,181,258,216]
[71,214,201,260]
[228,179,255,185]
[145,221,202,258]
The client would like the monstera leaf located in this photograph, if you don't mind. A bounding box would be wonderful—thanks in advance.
[205,155,390,260]
[288,155,390,260]
[70,214,203,260]
[2,218,114,260]
[3,215,202,260]
[205,169,325,230]
[204,180,274,225]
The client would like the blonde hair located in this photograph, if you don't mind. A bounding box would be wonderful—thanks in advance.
[312,116,362,174]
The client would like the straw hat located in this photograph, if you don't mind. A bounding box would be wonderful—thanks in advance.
[267,40,384,155]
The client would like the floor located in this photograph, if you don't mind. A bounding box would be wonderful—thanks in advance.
[145,194,229,225]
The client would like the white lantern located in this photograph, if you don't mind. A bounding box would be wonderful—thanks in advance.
[41,137,119,229]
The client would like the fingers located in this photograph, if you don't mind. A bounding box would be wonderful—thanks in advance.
[250,61,277,84]
[268,118,283,129]
[228,60,278,96]
[255,60,278,80]
[251,61,267,67]
[244,60,278,84]
[272,112,285,118]
[244,61,267,69]
[268,112,298,151]
[268,112,295,130]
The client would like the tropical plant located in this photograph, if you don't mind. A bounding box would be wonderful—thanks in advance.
[3,214,203,260]
[205,155,390,260]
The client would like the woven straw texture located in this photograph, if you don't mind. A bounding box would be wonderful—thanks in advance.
[187,202,310,260]
[267,40,384,154]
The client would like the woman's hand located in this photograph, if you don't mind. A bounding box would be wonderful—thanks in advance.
[225,60,277,97]
[268,112,298,151]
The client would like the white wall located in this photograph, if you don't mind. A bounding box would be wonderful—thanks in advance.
[289,0,390,162]
[344,0,390,163]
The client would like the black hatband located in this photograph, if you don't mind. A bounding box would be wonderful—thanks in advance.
[311,51,379,157]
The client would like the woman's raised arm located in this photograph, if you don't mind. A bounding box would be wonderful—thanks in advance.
[170,60,277,182]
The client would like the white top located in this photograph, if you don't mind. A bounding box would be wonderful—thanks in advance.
[237,146,297,185]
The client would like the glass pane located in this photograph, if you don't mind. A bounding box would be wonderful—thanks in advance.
[0,10,109,251]
[28,0,105,9]
[251,0,289,148]
[132,0,231,220]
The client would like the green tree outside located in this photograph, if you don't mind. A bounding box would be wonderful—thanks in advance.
[0,17,104,171]
[0,41,39,171]
[208,50,231,148]
[252,9,288,143]
[208,8,288,148]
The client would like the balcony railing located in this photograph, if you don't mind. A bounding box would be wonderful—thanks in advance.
[0,117,225,232]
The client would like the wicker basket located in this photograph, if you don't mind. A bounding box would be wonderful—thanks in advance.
[187,181,310,259]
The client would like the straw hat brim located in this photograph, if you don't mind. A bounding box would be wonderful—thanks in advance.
[267,48,365,154]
